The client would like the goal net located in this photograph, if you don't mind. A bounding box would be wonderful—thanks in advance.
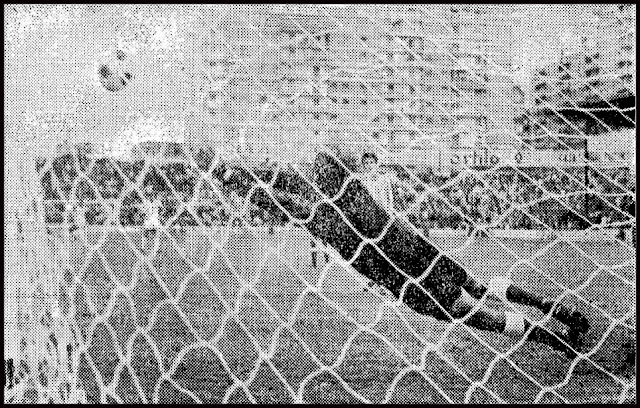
[4,4,636,404]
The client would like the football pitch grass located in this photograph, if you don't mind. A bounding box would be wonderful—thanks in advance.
[58,226,635,403]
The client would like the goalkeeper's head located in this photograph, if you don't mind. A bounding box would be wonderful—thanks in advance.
[361,152,378,173]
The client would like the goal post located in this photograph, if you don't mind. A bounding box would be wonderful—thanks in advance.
[4,120,84,402]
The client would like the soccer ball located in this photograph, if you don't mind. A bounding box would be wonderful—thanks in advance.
[97,49,134,92]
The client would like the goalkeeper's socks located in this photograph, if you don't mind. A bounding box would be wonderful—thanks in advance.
[503,311,526,337]
[541,299,590,334]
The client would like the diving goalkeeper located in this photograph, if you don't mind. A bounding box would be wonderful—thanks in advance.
[267,151,590,359]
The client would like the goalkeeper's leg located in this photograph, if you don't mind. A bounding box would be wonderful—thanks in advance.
[447,291,581,358]
[404,281,581,358]
[310,239,318,269]
[398,257,588,357]
[461,274,590,337]
[143,227,158,256]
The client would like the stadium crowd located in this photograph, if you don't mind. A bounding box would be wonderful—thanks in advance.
[38,148,635,233]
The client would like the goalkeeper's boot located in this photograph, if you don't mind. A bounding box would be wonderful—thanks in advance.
[542,299,590,336]
[528,326,581,360]
[555,327,587,359]
[563,325,588,352]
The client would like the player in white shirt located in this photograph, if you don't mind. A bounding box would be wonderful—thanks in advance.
[359,152,413,295]
[360,152,417,214]
[360,152,395,215]
[145,198,162,228]
[143,188,162,252]
[67,198,87,235]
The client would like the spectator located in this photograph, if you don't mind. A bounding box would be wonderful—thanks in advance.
[40,145,635,232]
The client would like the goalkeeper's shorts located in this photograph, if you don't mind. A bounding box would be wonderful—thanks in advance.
[357,242,468,322]
[409,256,468,321]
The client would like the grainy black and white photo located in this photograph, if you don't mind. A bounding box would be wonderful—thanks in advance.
[4,4,636,404]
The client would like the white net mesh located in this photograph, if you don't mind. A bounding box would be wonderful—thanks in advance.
[4,4,636,404]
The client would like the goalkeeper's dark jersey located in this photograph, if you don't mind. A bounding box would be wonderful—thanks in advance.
[266,156,468,321]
